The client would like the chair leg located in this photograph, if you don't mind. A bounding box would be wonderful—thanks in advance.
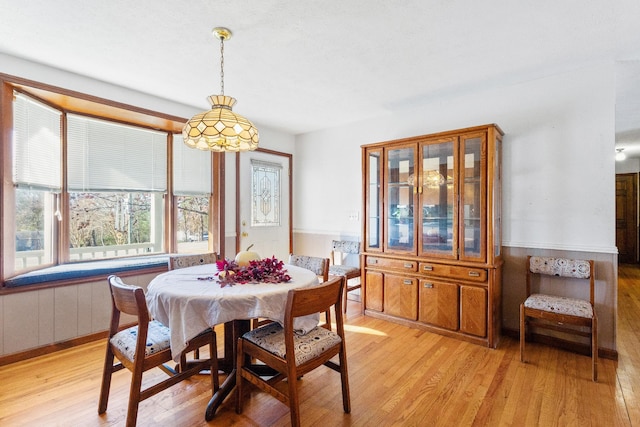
[592,315,598,382]
[126,365,145,427]
[519,304,526,363]
[287,365,302,427]
[98,345,115,414]
[339,346,351,413]
[343,278,348,313]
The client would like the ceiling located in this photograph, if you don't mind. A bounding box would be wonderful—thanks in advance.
[1,1,640,151]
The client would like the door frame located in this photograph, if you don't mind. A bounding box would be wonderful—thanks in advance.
[616,172,638,263]
[235,147,293,255]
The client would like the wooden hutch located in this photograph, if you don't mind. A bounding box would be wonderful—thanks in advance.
[361,124,503,348]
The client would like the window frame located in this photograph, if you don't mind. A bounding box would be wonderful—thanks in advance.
[0,73,225,289]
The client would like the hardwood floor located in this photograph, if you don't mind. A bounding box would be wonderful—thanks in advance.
[1,265,639,426]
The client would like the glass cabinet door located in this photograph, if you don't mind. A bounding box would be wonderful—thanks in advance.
[385,145,416,253]
[459,133,486,262]
[492,135,502,259]
[419,138,456,258]
[365,148,382,252]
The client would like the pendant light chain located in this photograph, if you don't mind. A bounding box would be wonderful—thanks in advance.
[219,36,225,95]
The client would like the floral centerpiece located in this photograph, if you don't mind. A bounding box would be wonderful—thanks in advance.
[214,256,291,287]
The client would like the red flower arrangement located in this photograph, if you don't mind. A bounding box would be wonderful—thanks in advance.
[214,256,291,287]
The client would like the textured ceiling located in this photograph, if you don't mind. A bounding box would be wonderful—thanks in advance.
[1,0,640,150]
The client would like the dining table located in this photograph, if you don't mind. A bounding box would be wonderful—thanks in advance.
[145,262,320,420]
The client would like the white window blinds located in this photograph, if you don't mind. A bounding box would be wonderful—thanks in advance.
[172,134,212,195]
[67,115,167,192]
[12,92,62,191]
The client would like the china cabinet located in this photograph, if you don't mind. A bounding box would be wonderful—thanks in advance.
[361,124,503,347]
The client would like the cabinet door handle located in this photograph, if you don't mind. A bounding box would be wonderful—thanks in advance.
[423,282,433,288]
[369,259,378,265]
[403,279,413,285]
[468,271,480,277]
[403,263,414,269]
[422,265,433,271]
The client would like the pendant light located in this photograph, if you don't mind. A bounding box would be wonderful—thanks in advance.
[183,27,259,152]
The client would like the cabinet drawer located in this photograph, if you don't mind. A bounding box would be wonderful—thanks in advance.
[418,262,487,282]
[366,256,418,272]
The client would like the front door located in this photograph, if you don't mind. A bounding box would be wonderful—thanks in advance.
[237,149,292,261]
[616,173,638,263]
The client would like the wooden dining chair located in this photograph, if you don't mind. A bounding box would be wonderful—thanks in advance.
[168,252,218,270]
[328,240,361,312]
[251,254,331,329]
[288,253,330,282]
[236,276,351,427]
[98,275,218,427]
[520,256,598,381]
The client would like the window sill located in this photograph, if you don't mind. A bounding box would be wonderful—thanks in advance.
[3,255,169,289]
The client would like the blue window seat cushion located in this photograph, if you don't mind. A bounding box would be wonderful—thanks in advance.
[4,255,168,288]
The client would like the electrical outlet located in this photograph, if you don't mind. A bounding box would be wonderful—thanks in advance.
[348,211,359,221]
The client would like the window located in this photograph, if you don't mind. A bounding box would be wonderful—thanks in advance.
[3,85,218,281]
[66,115,167,260]
[172,134,212,253]
[251,159,281,227]
[13,93,61,270]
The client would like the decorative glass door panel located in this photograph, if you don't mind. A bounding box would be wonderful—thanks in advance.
[493,136,502,258]
[385,146,416,252]
[366,149,382,251]
[419,139,456,258]
[459,134,486,261]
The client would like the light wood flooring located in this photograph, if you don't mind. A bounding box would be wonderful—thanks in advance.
[1,264,639,426]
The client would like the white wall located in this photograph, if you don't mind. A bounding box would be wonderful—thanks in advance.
[295,62,617,255]
[616,157,640,173]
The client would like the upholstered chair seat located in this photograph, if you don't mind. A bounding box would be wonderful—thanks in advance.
[241,321,343,366]
[523,293,594,318]
[110,320,171,361]
[329,264,360,277]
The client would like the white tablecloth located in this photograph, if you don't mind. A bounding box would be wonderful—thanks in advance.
[146,263,320,360]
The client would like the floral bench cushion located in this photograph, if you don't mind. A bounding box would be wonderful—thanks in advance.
[529,256,591,279]
[524,293,594,318]
[242,321,342,366]
[110,319,171,362]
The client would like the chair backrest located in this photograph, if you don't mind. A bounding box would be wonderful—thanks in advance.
[331,240,360,266]
[288,254,330,282]
[108,275,149,320]
[168,252,218,270]
[284,276,345,330]
[526,256,595,304]
[107,275,152,361]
